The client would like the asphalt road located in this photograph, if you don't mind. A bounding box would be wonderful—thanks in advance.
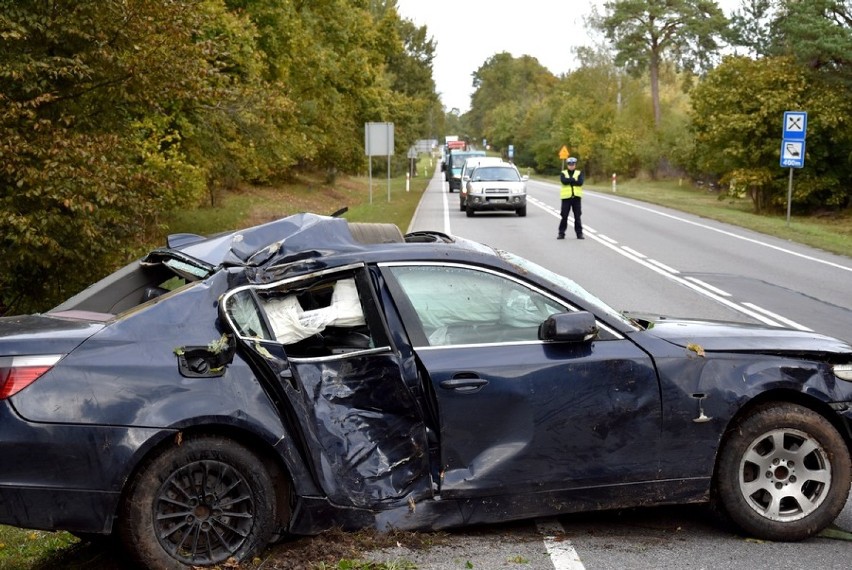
[371,166,852,569]
[408,169,852,342]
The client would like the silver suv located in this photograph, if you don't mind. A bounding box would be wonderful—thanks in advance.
[462,161,528,217]
[459,156,504,211]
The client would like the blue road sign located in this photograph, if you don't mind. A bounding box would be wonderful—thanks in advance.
[782,111,807,140]
[780,111,807,168]
[780,140,805,168]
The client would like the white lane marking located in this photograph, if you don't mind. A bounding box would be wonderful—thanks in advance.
[442,180,452,235]
[647,259,680,274]
[536,519,586,570]
[589,191,852,273]
[597,234,618,244]
[526,196,783,327]
[686,277,731,297]
[742,303,813,331]
[621,246,646,258]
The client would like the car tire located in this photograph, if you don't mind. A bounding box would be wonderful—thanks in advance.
[466,204,474,217]
[714,403,851,541]
[517,206,527,217]
[119,435,278,569]
[347,222,405,244]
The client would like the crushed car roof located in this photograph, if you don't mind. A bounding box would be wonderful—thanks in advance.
[147,213,360,269]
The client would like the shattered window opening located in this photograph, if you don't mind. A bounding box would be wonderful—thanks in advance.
[263,278,366,344]
[226,275,379,358]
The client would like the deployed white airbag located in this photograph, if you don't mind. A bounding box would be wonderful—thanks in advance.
[264,279,366,344]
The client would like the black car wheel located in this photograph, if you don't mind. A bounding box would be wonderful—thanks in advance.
[120,436,277,569]
[714,403,851,541]
[517,206,527,217]
[466,204,474,217]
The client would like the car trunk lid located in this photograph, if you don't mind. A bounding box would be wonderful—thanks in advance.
[0,314,105,356]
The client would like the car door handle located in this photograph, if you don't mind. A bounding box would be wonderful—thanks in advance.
[439,376,488,392]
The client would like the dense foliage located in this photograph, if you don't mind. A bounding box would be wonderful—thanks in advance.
[691,55,852,212]
[0,0,438,314]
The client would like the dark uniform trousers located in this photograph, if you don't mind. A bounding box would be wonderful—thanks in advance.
[559,196,582,237]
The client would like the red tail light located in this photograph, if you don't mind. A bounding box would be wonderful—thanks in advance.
[0,355,62,399]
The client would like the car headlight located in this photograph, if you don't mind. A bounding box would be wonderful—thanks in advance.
[834,364,852,382]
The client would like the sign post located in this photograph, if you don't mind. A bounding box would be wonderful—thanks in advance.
[780,111,807,226]
[365,122,395,204]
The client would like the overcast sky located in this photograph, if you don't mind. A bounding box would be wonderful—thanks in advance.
[394,0,743,113]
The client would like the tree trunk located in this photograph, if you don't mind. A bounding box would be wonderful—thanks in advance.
[649,54,661,128]
[749,186,767,213]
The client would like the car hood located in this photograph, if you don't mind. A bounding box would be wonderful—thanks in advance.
[0,314,105,356]
[636,315,852,356]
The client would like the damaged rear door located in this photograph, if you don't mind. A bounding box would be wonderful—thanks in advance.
[220,264,432,509]
[380,262,662,498]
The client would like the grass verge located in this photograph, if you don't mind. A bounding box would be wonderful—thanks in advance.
[163,167,431,239]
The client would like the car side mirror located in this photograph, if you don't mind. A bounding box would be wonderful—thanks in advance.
[463,175,470,182]
[538,312,597,342]
[521,175,529,181]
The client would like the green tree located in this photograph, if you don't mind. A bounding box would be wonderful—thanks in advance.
[1,0,441,313]
[231,0,434,175]
[691,55,852,213]
[467,53,557,156]
[0,0,227,313]
[528,46,664,179]
[380,5,444,158]
[595,0,728,127]
[727,0,776,57]
[730,0,852,86]
[182,1,303,196]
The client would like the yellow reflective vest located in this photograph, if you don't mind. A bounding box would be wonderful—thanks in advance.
[560,170,583,199]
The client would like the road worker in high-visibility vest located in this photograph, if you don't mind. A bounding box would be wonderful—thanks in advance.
[557,156,584,239]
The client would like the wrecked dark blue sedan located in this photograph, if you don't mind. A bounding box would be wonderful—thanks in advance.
[1,213,851,568]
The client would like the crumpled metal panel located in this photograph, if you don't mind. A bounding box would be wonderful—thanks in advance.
[172,213,368,269]
[643,316,852,355]
[286,354,432,508]
[655,349,852,481]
